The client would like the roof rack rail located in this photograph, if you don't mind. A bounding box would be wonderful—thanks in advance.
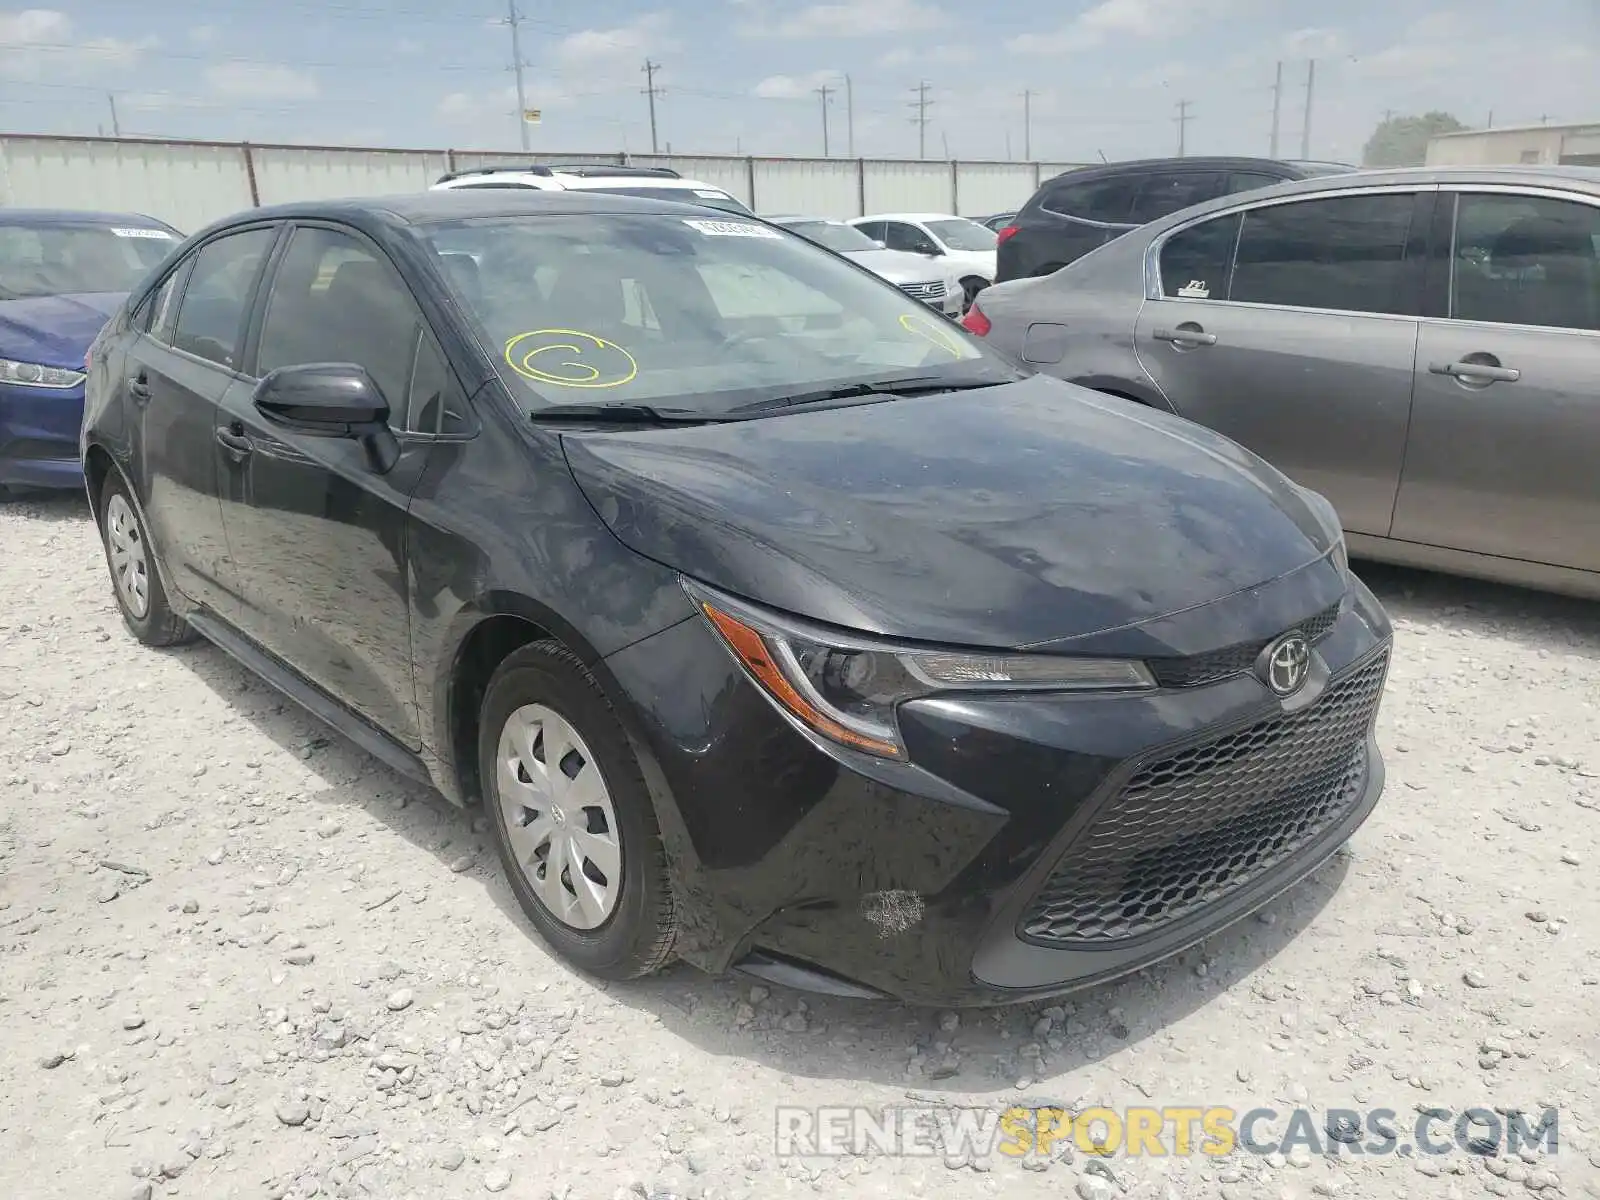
[543,162,682,179]
[434,163,554,184]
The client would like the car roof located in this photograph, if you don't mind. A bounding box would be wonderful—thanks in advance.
[0,207,172,228]
[853,213,964,222]
[186,189,742,241]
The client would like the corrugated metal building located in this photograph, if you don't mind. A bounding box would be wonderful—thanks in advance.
[0,133,1084,235]
[1426,121,1600,167]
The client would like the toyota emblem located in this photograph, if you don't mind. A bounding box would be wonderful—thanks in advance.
[1261,633,1311,696]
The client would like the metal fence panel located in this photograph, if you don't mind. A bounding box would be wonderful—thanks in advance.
[252,146,447,205]
[862,160,955,215]
[0,135,1087,235]
[751,159,859,218]
[953,163,1041,217]
[0,136,253,234]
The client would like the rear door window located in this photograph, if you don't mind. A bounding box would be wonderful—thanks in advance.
[1129,172,1227,224]
[1041,174,1140,224]
[1229,194,1419,315]
[1159,213,1242,299]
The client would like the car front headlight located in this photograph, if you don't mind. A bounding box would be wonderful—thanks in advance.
[0,358,86,389]
[686,581,1155,759]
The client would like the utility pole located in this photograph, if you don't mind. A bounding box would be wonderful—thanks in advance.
[816,83,833,157]
[1300,58,1315,159]
[1269,61,1282,156]
[642,60,662,154]
[1021,89,1034,160]
[909,82,932,159]
[845,74,854,157]
[1175,99,1192,156]
[505,0,529,152]
[107,93,121,137]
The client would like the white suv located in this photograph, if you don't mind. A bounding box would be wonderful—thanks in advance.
[430,163,753,214]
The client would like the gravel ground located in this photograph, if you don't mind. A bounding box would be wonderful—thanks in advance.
[1,490,1596,1200]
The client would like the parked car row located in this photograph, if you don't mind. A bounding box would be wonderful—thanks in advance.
[5,158,1594,1008]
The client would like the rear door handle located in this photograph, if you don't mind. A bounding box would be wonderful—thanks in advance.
[1429,360,1520,384]
[127,373,151,403]
[1152,327,1218,347]
[215,426,253,462]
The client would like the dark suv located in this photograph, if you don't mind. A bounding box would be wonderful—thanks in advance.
[995,156,1354,282]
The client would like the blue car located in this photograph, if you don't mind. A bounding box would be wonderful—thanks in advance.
[0,209,181,495]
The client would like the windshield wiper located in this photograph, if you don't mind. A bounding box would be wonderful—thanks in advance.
[727,374,1009,415]
[529,403,730,425]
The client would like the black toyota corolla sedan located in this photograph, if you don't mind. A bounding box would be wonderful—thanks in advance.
[81,191,1392,1006]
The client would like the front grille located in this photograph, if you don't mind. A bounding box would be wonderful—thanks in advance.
[1020,650,1388,945]
[1148,601,1342,689]
[898,280,948,302]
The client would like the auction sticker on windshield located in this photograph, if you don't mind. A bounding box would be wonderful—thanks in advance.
[683,219,781,238]
[112,227,176,239]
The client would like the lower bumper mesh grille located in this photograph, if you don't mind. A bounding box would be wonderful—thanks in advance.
[1020,650,1388,945]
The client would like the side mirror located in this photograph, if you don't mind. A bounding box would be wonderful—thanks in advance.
[251,363,399,473]
[872,239,888,249]
[920,242,944,257]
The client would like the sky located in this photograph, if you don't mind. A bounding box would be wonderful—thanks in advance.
[1,0,1596,164]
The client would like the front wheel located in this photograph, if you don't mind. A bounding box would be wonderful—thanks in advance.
[98,474,193,646]
[960,277,988,312]
[479,640,678,980]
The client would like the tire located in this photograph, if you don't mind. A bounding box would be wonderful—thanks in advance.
[960,277,987,311]
[479,640,677,980]
[98,473,193,647]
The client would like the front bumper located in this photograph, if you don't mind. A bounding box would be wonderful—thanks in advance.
[602,571,1392,1006]
[0,382,85,489]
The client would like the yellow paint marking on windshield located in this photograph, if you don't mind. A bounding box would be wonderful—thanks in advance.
[898,312,966,358]
[504,328,638,388]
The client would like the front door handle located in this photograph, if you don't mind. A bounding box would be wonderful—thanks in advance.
[1152,325,1218,348]
[127,373,152,404]
[215,426,253,463]
[1429,360,1520,384]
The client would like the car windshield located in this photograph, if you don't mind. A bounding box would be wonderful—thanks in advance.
[926,218,998,251]
[578,186,753,215]
[424,212,1005,415]
[782,220,882,253]
[0,221,176,300]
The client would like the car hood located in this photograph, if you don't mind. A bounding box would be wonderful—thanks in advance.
[0,292,123,369]
[841,247,946,283]
[561,375,1338,648]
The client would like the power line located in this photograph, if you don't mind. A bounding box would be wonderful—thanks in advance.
[642,60,662,154]
[815,83,834,157]
[504,0,529,152]
[1175,98,1192,157]
[909,81,932,159]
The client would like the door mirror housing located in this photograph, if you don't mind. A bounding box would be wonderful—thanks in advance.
[917,241,944,257]
[251,363,399,473]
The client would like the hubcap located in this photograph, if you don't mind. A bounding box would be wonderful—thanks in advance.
[495,703,622,930]
[105,493,150,619]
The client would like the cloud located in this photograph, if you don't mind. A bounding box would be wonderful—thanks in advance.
[1008,0,1243,56]
[0,9,155,78]
[188,24,219,46]
[1281,26,1345,58]
[752,69,843,99]
[878,43,972,67]
[204,62,320,101]
[556,13,676,66]
[744,0,948,39]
